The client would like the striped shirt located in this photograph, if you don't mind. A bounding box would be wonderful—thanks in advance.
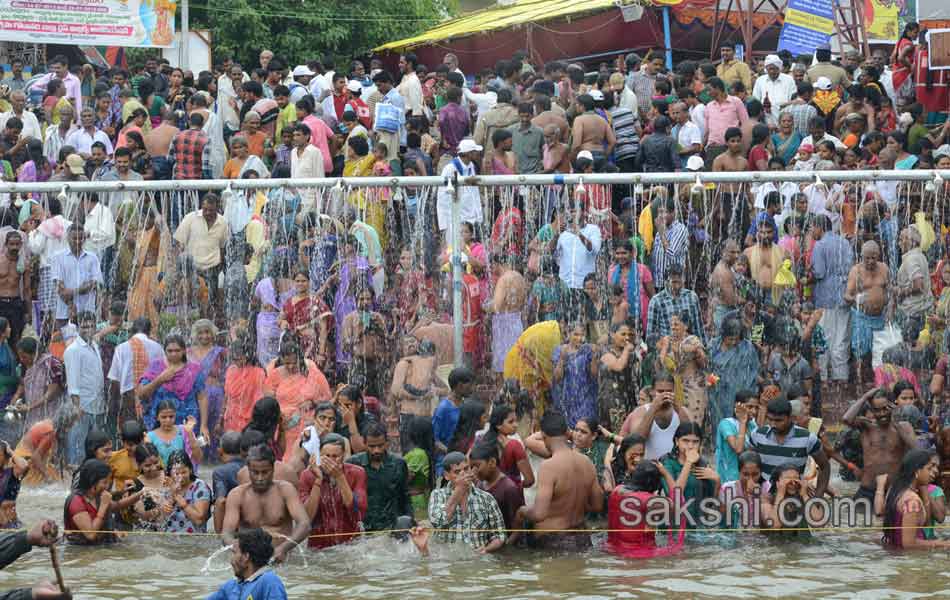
[747,425,820,477]
[609,107,640,161]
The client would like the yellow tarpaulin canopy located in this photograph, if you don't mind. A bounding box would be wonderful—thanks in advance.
[375,0,634,52]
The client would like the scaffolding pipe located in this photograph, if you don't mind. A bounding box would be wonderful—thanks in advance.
[1,170,947,194]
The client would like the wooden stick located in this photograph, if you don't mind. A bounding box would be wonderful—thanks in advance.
[49,545,66,593]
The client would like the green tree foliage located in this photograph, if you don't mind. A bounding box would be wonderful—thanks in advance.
[192,0,455,67]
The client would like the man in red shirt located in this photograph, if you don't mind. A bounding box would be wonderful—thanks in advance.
[298,433,367,549]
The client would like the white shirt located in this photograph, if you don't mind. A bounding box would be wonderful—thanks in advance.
[397,72,424,117]
[463,88,497,121]
[0,110,42,141]
[43,123,78,164]
[107,333,165,394]
[801,133,847,152]
[436,158,481,231]
[556,224,602,289]
[291,144,325,214]
[752,73,797,119]
[83,202,116,256]
[216,75,241,130]
[28,215,71,268]
[617,87,638,113]
[689,103,706,138]
[65,336,105,414]
[677,120,703,151]
[64,128,113,156]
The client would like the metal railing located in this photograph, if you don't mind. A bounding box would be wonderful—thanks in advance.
[4,170,948,367]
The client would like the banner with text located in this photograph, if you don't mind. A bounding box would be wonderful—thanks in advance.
[777,0,834,56]
[0,0,177,48]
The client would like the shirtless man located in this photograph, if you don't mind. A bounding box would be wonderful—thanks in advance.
[514,411,602,549]
[411,314,454,366]
[0,231,30,346]
[541,124,570,174]
[570,93,615,166]
[391,338,446,417]
[236,429,301,488]
[144,109,179,158]
[532,94,569,143]
[842,388,916,514]
[221,444,311,562]
[711,127,748,239]
[342,287,388,397]
[488,255,527,380]
[622,371,691,459]
[743,219,784,304]
[844,241,889,385]
[710,239,741,331]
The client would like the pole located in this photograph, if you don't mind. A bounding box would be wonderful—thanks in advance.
[663,6,673,70]
[450,172,463,367]
[181,0,190,70]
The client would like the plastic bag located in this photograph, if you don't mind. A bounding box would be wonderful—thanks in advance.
[914,212,935,252]
[872,322,902,368]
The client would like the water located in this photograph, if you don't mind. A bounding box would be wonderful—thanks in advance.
[5,477,950,598]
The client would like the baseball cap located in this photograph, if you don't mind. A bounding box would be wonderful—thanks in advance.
[589,89,604,101]
[799,143,814,153]
[457,139,483,154]
[934,144,950,160]
[685,155,705,171]
[65,154,85,175]
[815,76,833,91]
[346,80,361,93]
[292,65,315,77]
[577,150,594,161]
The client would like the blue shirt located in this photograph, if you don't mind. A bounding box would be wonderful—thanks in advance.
[811,232,852,309]
[432,398,461,477]
[715,417,757,483]
[556,224,602,289]
[50,248,103,320]
[207,569,287,600]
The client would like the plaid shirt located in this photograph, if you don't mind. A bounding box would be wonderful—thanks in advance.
[169,128,210,180]
[428,483,507,549]
[780,103,818,138]
[646,287,706,346]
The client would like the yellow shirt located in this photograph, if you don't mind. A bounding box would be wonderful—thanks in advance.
[716,60,752,90]
[108,448,139,490]
[275,103,297,140]
[173,210,229,270]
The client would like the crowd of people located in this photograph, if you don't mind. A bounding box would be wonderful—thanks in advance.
[0,22,948,595]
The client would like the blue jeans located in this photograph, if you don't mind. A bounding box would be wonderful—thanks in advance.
[68,410,107,465]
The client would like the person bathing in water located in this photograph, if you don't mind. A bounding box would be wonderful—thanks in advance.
[512,410,603,549]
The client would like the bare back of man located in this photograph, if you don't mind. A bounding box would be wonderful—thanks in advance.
[494,269,527,313]
[573,113,610,153]
[710,259,738,315]
[521,445,601,550]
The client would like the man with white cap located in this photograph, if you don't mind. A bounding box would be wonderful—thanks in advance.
[288,65,315,104]
[436,138,483,233]
[753,54,796,120]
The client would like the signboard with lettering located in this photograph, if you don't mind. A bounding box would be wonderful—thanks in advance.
[777,0,835,56]
[0,0,177,48]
